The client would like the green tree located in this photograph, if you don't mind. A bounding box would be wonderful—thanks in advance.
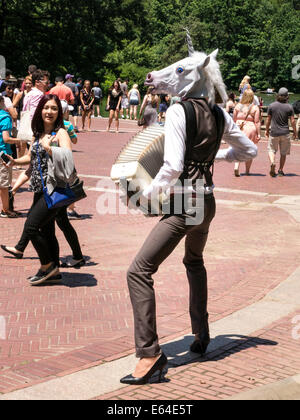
[0,0,299,92]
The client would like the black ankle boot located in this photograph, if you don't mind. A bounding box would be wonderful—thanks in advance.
[190,315,210,356]
[190,330,210,356]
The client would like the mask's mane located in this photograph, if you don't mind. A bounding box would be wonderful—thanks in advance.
[189,51,227,104]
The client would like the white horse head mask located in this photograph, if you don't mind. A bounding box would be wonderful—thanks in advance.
[145,31,228,104]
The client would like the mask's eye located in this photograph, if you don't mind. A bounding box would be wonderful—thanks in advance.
[176,66,184,74]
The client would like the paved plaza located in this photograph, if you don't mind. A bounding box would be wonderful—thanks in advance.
[0,117,300,400]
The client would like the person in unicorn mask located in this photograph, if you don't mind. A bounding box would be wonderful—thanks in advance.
[120,31,258,385]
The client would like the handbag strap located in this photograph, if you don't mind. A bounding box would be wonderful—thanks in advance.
[239,104,253,131]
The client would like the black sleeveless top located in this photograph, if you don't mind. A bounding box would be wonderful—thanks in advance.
[30,138,48,193]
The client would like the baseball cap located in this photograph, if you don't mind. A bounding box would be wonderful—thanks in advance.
[278,87,289,96]
[65,74,74,80]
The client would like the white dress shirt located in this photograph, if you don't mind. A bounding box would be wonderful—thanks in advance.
[142,104,257,198]
[23,87,44,120]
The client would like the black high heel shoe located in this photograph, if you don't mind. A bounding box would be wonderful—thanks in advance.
[120,353,168,385]
[190,329,210,356]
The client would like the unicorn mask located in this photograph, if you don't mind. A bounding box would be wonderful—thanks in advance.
[145,31,227,104]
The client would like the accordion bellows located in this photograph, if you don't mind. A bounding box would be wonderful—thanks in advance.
[110,125,165,200]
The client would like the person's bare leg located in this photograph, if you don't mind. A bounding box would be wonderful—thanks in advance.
[115,111,119,133]
[279,155,286,171]
[0,188,9,213]
[245,159,252,175]
[234,162,240,177]
[82,111,86,130]
[268,151,275,165]
[268,151,276,176]
[87,111,92,131]
[107,110,114,131]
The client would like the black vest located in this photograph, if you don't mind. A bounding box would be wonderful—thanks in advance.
[179,98,225,188]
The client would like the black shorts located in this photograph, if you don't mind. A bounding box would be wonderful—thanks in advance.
[71,103,79,117]
[94,97,101,105]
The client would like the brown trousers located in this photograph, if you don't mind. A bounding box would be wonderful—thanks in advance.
[127,194,216,358]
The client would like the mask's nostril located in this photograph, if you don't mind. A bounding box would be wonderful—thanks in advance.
[146,73,153,82]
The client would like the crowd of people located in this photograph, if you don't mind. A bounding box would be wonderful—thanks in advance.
[0,65,88,286]
[0,65,299,285]
[105,78,172,132]
[0,55,300,391]
[225,75,299,177]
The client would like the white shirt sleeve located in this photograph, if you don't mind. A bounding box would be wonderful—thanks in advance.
[253,95,260,106]
[4,97,13,110]
[142,104,186,198]
[142,105,258,198]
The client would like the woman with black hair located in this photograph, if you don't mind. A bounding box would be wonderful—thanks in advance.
[80,80,95,131]
[3,94,76,285]
[106,80,122,133]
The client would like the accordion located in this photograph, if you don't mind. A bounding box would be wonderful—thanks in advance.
[110,125,166,214]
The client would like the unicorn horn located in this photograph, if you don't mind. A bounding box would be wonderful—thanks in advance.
[184,28,195,56]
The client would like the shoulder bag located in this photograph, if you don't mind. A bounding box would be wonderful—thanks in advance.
[17,110,33,141]
[36,141,86,209]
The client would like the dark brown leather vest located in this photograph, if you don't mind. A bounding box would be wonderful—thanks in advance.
[179,98,225,188]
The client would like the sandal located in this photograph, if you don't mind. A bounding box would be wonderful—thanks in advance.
[1,245,23,259]
[0,210,19,218]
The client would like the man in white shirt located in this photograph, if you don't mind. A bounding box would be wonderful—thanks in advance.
[120,47,257,386]
[23,69,50,120]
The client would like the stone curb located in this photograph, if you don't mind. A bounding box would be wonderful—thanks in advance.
[227,374,300,400]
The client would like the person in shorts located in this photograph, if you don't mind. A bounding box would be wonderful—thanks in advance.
[266,87,297,177]
[65,74,79,131]
[92,81,102,118]
[106,80,122,133]
[128,84,141,120]
[0,95,23,217]
[120,79,129,119]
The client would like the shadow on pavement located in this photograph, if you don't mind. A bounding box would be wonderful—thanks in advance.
[60,272,98,288]
[240,173,266,177]
[282,173,299,177]
[162,334,278,367]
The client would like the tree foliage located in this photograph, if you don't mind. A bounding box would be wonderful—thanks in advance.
[1,0,299,93]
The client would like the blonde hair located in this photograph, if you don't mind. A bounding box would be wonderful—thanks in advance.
[240,89,254,105]
[133,84,138,89]
[239,75,251,90]
[147,87,158,106]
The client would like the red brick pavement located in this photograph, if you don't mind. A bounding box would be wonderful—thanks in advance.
[96,311,300,400]
[0,118,299,395]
